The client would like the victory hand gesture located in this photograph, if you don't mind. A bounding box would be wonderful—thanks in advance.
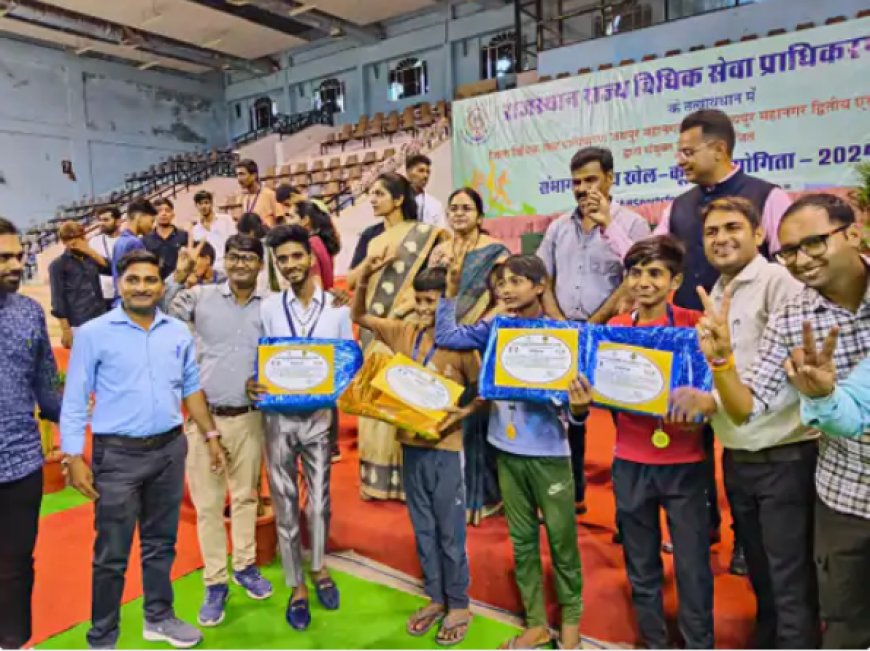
[696,286,733,362]
[784,322,839,398]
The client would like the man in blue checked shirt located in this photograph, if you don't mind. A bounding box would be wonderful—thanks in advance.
[0,217,61,649]
[61,249,221,650]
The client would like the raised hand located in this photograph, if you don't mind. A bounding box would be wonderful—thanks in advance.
[784,322,839,398]
[360,249,396,282]
[585,189,612,229]
[696,286,733,362]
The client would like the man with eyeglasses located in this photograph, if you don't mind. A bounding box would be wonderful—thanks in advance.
[168,234,273,627]
[654,109,793,571]
[696,193,870,649]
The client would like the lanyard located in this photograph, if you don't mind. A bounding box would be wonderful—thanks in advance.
[244,186,263,213]
[282,290,326,338]
[631,303,675,327]
[412,328,437,367]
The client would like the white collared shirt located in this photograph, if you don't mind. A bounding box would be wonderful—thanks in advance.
[709,255,816,451]
[260,286,353,340]
[415,192,446,229]
[88,232,119,300]
[191,213,235,271]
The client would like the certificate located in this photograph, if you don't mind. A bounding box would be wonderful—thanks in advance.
[371,353,464,423]
[591,342,673,416]
[258,343,335,395]
[493,328,578,390]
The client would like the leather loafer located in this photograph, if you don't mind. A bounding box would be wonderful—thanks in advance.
[286,598,311,630]
[314,577,340,611]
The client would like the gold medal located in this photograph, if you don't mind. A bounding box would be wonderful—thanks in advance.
[651,429,670,449]
[506,422,517,440]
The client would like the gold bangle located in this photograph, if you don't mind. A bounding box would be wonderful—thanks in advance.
[711,355,735,373]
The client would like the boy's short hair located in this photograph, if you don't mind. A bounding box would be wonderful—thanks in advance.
[413,267,447,293]
[503,254,548,285]
[117,249,160,277]
[193,190,213,204]
[701,196,760,229]
[624,235,685,276]
[198,241,216,264]
[152,197,173,210]
[781,192,855,227]
[406,154,432,170]
[58,221,84,241]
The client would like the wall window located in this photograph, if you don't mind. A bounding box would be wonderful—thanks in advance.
[388,57,428,102]
[481,32,516,80]
[315,78,345,114]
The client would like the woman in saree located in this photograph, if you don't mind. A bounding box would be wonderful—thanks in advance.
[430,187,510,525]
[347,172,446,500]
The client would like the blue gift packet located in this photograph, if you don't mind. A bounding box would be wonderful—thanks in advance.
[479,316,712,414]
[256,337,363,413]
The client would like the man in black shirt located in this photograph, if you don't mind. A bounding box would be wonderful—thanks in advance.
[48,221,108,348]
[143,198,188,279]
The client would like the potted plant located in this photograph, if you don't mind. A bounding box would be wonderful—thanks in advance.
[40,370,66,494]
[850,161,870,254]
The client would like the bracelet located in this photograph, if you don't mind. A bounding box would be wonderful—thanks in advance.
[710,355,735,373]
[204,430,221,441]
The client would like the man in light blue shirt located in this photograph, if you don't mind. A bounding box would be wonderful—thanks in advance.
[61,248,220,650]
[435,254,588,650]
[786,327,870,438]
[110,198,155,304]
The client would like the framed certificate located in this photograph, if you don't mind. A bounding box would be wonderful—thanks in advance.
[590,342,674,416]
[493,328,578,390]
[371,353,465,423]
[258,343,335,396]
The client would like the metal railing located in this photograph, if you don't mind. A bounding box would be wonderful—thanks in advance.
[232,107,335,147]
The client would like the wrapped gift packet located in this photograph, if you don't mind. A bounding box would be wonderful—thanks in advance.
[584,323,712,417]
[257,337,363,413]
[479,314,583,404]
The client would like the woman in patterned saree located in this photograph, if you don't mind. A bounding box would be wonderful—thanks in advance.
[348,172,446,500]
[431,187,510,524]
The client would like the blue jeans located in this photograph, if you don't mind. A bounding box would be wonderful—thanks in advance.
[87,434,187,648]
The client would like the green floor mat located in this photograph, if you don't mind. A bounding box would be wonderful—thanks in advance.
[40,487,90,518]
[38,562,519,649]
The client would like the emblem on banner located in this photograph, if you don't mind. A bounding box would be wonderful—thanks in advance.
[459,104,492,145]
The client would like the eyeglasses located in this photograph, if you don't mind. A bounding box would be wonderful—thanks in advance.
[675,141,714,161]
[225,252,261,265]
[773,225,850,265]
[448,205,477,214]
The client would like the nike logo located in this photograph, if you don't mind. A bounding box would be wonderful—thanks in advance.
[547,482,566,497]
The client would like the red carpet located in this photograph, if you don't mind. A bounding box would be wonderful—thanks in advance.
[328,409,757,648]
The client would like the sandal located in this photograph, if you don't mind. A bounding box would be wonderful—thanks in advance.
[407,605,445,637]
[436,613,472,647]
[500,633,554,649]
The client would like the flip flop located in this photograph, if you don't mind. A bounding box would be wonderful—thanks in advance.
[435,615,472,647]
[406,606,445,637]
[500,634,554,649]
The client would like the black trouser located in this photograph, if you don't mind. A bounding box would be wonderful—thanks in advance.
[723,443,819,648]
[815,497,870,649]
[567,421,586,504]
[701,425,721,535]
[0,468,43,649]
[88,433,187,648]
[612,459,713,649]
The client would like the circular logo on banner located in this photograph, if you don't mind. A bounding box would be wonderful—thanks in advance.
[500,334,573,384]
[459,104,492,145]
[594,349,665,405]
[264,349,329,392]
[385,365,451,411]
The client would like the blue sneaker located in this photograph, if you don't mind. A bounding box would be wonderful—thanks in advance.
[197,584,228,627]
[286,598,311,631]
[143,616,203,649]
[232,565,273,600]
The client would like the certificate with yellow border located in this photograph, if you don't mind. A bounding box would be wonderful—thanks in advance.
[591,342,673,415]
[371,353,464,423]
[493,328,578,390]
[258,343,335,395]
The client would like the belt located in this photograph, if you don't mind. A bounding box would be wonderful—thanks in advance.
[727,439,817,464]
[94,426,182,450]
[209,404,257,417]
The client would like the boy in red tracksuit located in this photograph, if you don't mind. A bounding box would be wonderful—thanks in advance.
[606,235,713,649]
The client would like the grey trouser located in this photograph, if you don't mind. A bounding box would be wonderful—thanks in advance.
[264,410,332,587]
